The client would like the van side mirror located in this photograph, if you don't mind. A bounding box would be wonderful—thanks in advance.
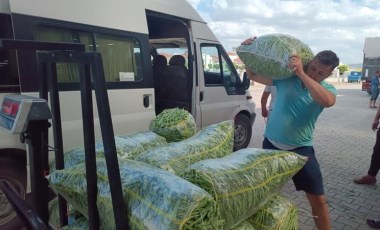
[242,72,250,90]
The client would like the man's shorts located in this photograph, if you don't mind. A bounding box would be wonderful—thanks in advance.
[262,137,324,195]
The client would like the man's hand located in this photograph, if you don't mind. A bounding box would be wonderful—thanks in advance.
[372,119,379,131]
[241,36,256,45]
[261,107,268,118]
[288,54,306,77]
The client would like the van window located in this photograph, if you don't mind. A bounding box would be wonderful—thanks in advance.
[201,44,237,93]
[36,27,142,83]
[36,28,93,83]
[95,34,142,82]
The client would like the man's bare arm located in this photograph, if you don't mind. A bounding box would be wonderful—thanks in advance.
[290,55,335,107]
[298,73,336,107]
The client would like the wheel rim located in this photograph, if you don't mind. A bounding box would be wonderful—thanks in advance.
[234,123,247,144]
[0,176,26,226]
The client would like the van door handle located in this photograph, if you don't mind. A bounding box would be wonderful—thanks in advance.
[200,91,204,101]
[143,95,150,108]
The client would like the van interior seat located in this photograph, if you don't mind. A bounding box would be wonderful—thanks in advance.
[152,55,168,68]
[169,55,186,66]
[154,55,190,114]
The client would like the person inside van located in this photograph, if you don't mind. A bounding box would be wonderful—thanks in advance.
[242,37,339,230]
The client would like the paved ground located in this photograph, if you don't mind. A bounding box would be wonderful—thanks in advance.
[248,82,380,230]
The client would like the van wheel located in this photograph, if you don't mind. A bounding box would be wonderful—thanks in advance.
[234,114,252,151]
[0,157,27,230]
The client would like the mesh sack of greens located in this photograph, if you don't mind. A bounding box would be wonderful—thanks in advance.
[50,131,166,171]
[118,131,167,152]
[61,217,89,230]
[48,197,83,228]
[135,120,234,175]
[181,148,307,229]
[247,195,297,230]
[48,159,223,230]
[149,108,196,142]
[236,34,314,79]
[231,220,256,230]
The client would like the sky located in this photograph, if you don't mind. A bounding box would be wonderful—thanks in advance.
[186,0,380,65]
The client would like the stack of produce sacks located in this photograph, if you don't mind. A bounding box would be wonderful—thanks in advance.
[47,159,223,229]
[49,131,167,171]
[236,33,314,79]
[47,108,304,229]
[181,148,307,229]
[149,108,196,142]
[135,120,234,175]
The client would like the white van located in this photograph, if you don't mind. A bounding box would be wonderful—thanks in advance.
[0,0,256,228]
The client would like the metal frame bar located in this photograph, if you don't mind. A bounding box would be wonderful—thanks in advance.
[0,39,129,229]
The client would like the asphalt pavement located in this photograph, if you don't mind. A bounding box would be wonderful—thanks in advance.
[248,82,380,230]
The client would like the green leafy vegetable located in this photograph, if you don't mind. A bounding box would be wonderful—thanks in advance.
[231,221,256,230]
[149,108,196,142]
[236,34,314,79]
[135,120,234,175]
[48,159,224,229]
[61,217,89,230]
[247,195,297,230]
[50,131,166,171]
[182,148,307,229]
[49,197,83,229]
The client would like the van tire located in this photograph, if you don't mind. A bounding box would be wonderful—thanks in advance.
[0,157,27,230]
[233,114,252,151]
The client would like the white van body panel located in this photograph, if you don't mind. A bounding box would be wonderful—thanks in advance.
[0,0,10,13]
[199,87,240,127]
[9,0,204,34]
[21,89,155,149]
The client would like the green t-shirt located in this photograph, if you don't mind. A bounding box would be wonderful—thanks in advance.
[265,76,336,146]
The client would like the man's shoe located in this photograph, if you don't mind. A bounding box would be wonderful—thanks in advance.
[367,219,380,229]
[353,175,377,185]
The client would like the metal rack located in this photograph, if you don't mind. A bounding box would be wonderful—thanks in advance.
[0,39,129,229]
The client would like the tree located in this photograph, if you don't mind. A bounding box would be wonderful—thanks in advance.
[337,64,349,75]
